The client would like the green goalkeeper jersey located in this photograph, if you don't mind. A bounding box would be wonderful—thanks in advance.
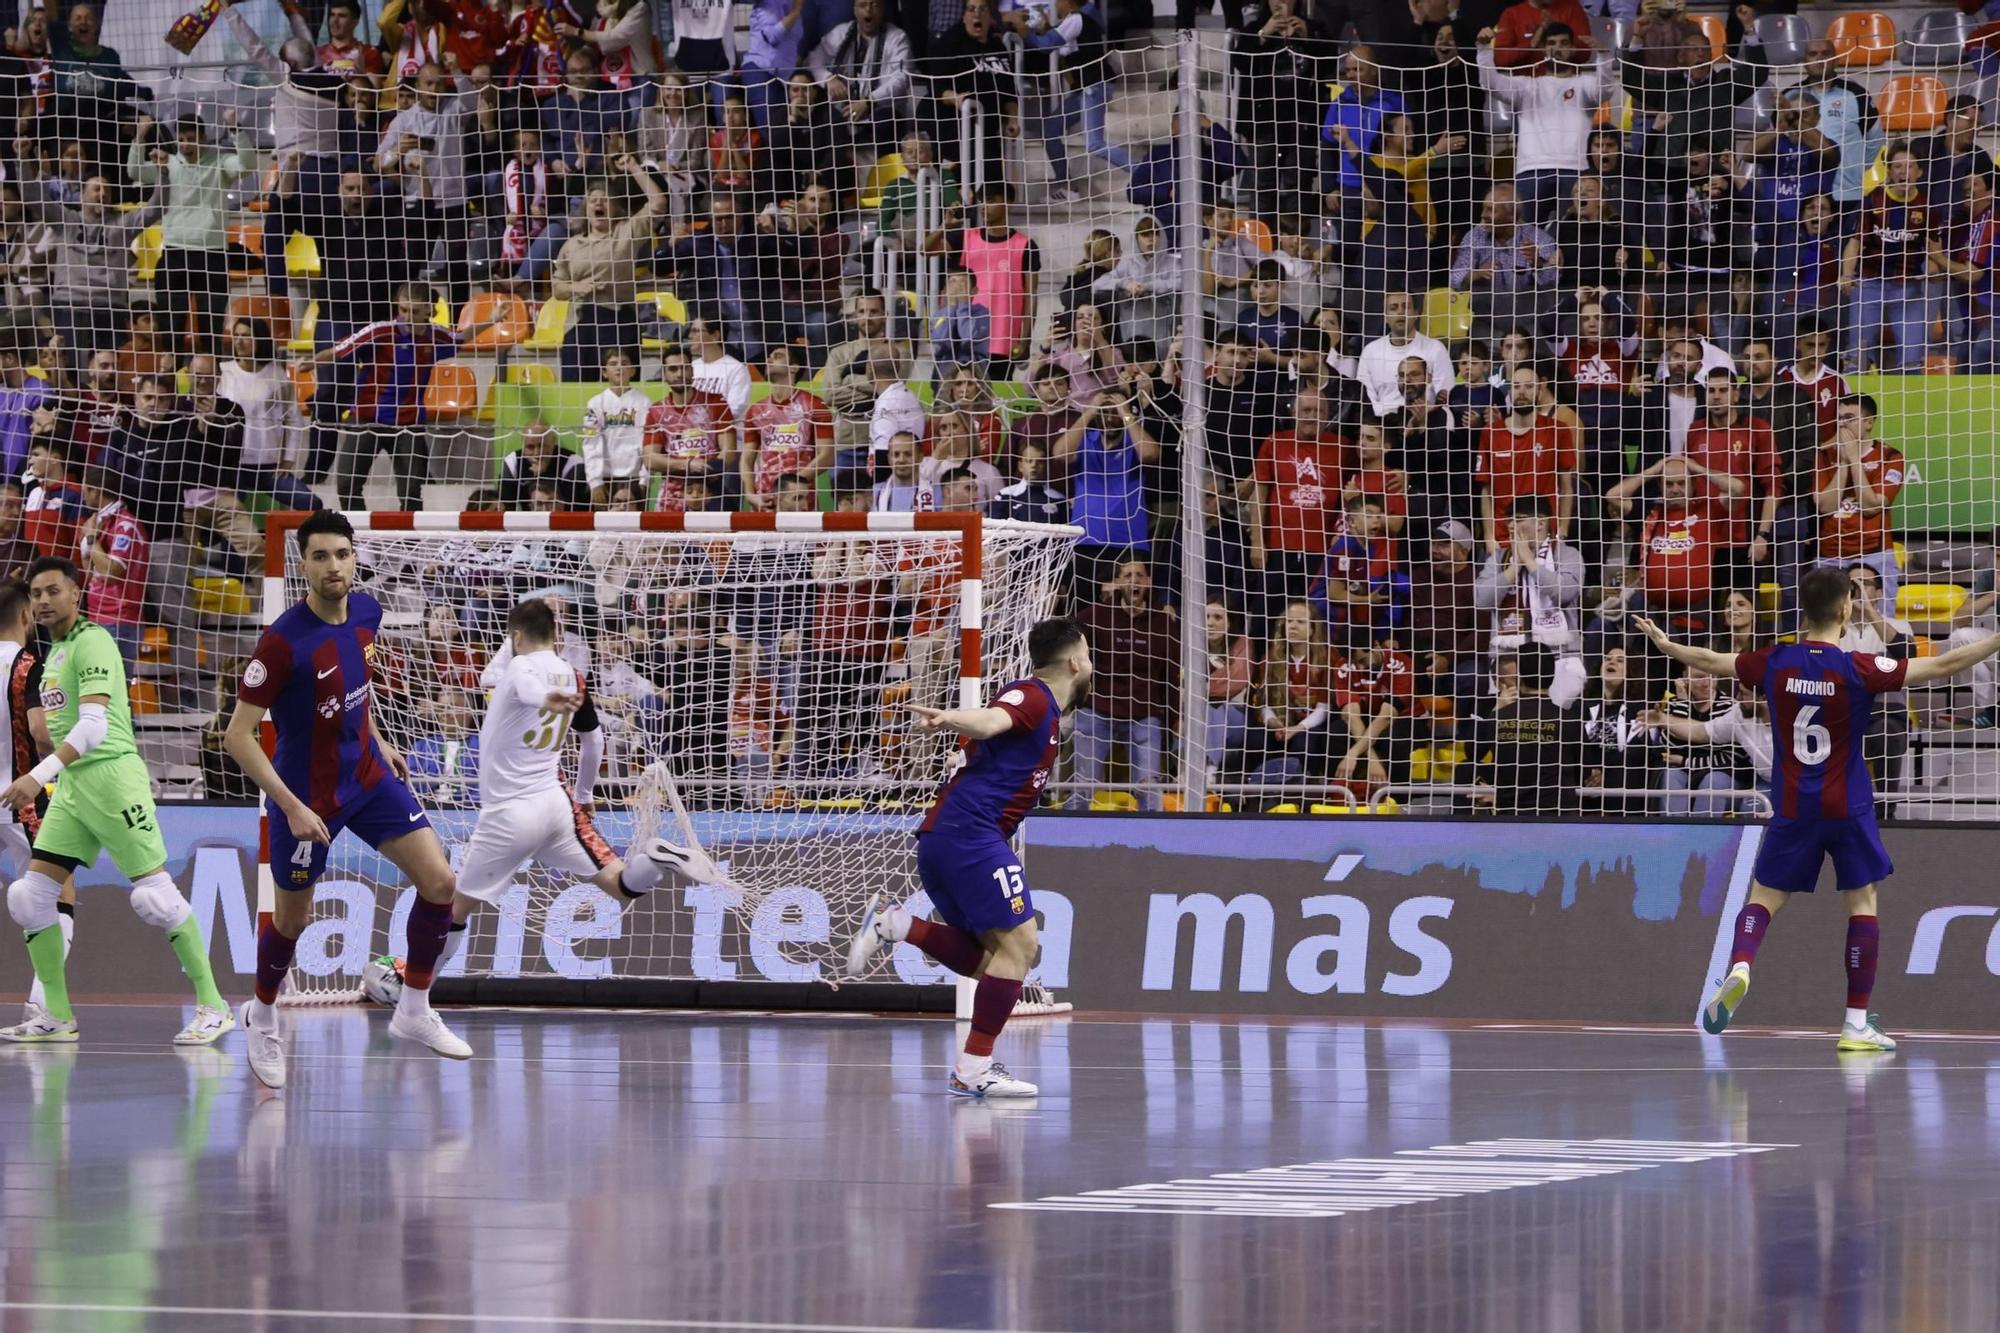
[40,617,138,771]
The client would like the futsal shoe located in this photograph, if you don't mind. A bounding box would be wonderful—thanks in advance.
[20,997,42,1024]
[844,893,891,978]
[388,1007,474,1059]
[1837,1018,1897,1053]
[173,1004,236,1046]
[947,1061,1038,1098]
[0,1011,76,1042]
[241,1000,287,1089]
[361,956,405,1007]
[1702,962,1751,1034]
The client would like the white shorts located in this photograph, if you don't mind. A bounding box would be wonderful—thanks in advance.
[455,790,617,904]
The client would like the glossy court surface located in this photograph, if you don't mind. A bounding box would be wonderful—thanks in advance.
[0,1005,1996,1332]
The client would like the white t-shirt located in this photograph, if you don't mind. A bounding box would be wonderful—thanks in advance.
[1356,331,1454,415]
[693,353,751,424]
[478,648,579,806]
[580,387,653,488]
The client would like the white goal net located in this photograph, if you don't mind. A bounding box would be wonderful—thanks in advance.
[258,510,1077,1002]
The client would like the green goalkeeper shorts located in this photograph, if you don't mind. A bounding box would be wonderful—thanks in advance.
[34,755,167,878]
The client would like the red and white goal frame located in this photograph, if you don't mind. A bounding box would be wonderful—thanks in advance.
[251,508,1071,1015]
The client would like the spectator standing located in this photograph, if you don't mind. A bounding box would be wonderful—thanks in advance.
[1475,362,1575,553]
[664,193,757,363]
[1203,329,1288,493]
[374,61,481,305]
[1450,182,1561,339]
[928,267,991,373]
[1053,388,1160,592]
[316,0,384,78]
[1015,0,1130,204]
[644,343,737,513]
[562,0,664,83]
[1070,558,1177,809]
[1412,517,1484,714]
[1245,385,1346,625]
[808,0,912,146]
[864,343,926,475]
[821,291,904,468]
[1475,23,1608,226]
[1356,289,1452,416]
[930,184,1040,370]
[75,463,146,673]
[1768,192,1843,360]
[758,180,847,366]
[549,157,669,382]
[125,111,254,357]
[32,174,157,355]
[743,0,812,128]
[1680,368,1778,590]
[743,346,833,505]
[1813,394,1905,610]
[1840,143,1937,374]
[0,339,48,480]
[1620,23,1767,183]
[580,349,652,505]
[1006,364,1078,468]
[217,316,317,512]
[1605,455,1732,617]
[1490,0,1595,68]
[1797,38,1882,218]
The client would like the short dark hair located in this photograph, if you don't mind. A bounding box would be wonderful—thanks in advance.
[829,468,872,498]
[1253,258,1284,283]
[328,0,361,14]
[1540,19,1574,41]
[1800,563,1856,628]
[0,581,26,628]
[774,471,812,492]
[508,597,557,643]
[1028,616,1086,670]
[294,509,356,552]
[27,555,80,587]
[1511,493,1554,519]
[1842,392,1879,421]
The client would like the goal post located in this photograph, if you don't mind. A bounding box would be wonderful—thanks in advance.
[252,508,1080,1010]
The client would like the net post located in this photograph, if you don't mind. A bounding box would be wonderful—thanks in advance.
[954,511,984,711]
[256,519,296,932]
[1175,31,1211,813]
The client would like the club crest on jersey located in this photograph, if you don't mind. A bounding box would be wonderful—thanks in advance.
[243,659,268,689]
[1876,656,1897,672]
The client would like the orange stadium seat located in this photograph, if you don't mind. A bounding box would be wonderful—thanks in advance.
[1828,12,1897,66]
[1877,74,1950,133]
[1691,13,1726,61]
[424,363,481,421]
[457,291,532,349]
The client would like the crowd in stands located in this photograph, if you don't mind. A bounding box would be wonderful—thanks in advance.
[0,0,1979,814]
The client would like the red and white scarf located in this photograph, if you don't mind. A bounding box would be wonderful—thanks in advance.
[501,157,548,263]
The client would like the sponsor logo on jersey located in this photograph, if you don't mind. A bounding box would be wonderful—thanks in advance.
[243,659,268,689]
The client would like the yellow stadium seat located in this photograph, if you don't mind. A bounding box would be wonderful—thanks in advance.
[1203,794,1235,813]
[1756,581,1780,614]
[1422,287,1473,342]
[858,152,908,209]
[523,298,570,351]
[191,577,253,617]
[1898,582,1968,621]
[1309,803,1351,815]
[134,225,163,282]
[638,291,689,350]
[1162,792,1185,812]
[507,361,556,386]
[1088,790,1138,812]
[284,230,322,278]
[1268,802,1301,814]
[431,297,451,329]
[287,299,319,354]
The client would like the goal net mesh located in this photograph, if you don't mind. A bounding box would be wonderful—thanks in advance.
[269,518,1076,1000]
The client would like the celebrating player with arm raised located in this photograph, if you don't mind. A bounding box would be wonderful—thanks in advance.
[843,618,1093,1098]
[1,558,232,1044]
[1636,562,2000,1052]
[222,511,469,1088]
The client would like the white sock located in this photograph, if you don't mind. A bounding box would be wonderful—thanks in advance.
[618,853,661,895]
[398,983,432,1019]
[438,922,467,968]
[881,906,912,942]
[955,1051,992,1080]
[28,911,72,1009]
[1844,1006,1868,1029]
[249,996,278,1029]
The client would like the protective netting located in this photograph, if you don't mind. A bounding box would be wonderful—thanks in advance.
[0,5,1985,826]
[270,517,1076,997]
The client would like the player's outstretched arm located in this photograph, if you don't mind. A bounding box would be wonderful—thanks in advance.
[0,692,108,813]
[911,705,1016,740]
[223,699,332,845]
[1632,615,1741,679]
[1907,630,2000,686]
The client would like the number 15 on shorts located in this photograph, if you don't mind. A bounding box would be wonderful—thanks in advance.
[992,863,1026,916]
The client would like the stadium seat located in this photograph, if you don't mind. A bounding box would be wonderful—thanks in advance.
[1901,9,1975,65]
[1089,790,1138,811]
[424,362,481,421]
[1828,12,1897,65]
[1924,353,1959,374]
[287,299,319,354]
[1755,12,1814,64]
[858,152,907,209]
[289,362,315,410]
[1232,217,1275,253]
[1878,75,1950,133]
[128,680,161,715]
[284,230,322,278]
[1422,287,1473,342]
[227,221,265,281]
[133,225,162,283]
[1734,84,1778,135]
[226,294,291,345]
[637,290,688,350]
[523,298,571,351]
[191,576,253,617]
[1899,582,1969,621]
[458,291,532,349]
[1267,802,1301,814]
[507,361,556,386]
[1692,13,1726,61]
[431,298,452,329]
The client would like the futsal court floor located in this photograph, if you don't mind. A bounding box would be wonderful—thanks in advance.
[0,1004,1996,1332]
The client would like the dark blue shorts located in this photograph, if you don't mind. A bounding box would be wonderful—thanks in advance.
[916,833,1035,938]
[1753,812,1894,894]
[271,776,431,891]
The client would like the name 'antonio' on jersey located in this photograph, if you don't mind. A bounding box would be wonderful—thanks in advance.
[1738,641,1906,821]
[239,590,393,816]
[920,678,1060,841]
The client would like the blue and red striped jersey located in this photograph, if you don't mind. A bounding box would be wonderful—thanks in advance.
[1738,641,1906,820]
[240,591,392,817]
[330,319,461,427]
[919,678,1060,841]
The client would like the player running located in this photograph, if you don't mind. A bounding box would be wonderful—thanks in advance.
[1,557,232,1044]
[843,618,1093,1097]
[410,597,690,982]
[1637,562,2000,1052]
[223,511,471,1088]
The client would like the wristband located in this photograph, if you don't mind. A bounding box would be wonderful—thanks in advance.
[29,755,62,786]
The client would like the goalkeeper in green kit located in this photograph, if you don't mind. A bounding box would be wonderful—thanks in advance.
[0,557,232,1044]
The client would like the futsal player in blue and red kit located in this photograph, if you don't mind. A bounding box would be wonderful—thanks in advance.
[1637,564,2000,1051]
[222,510,471,1089]
[843,618,1094,1097]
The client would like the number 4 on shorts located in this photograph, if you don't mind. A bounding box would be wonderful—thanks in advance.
[291,841,314,867]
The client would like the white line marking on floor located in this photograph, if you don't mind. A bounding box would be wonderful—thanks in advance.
[0,1302,1082,1333]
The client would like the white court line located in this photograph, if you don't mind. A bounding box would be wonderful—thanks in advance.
[0,1303,1082,1333]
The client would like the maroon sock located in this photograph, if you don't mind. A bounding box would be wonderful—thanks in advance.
[1845,914,1880,1010]
[963,975,1023,1059]
[1729,903,1772,969]
[905,917,984,977]
[255,921,298,1006]
[402,897,454,991]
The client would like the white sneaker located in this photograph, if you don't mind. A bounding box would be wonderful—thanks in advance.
[947,1061,1038,1098]
[1048,185,1080,204]
[844,893,891,978]
[0,1010,77,1043]
[173,1004,236,1046]
[361,956,405,1007]
[643,835,732,886]
[1838,1018,1897,1053]
[388,1006,473,1059]
[240,1000,287,1090]
[1701,962,1751,1034]
[20,998,43,1025]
